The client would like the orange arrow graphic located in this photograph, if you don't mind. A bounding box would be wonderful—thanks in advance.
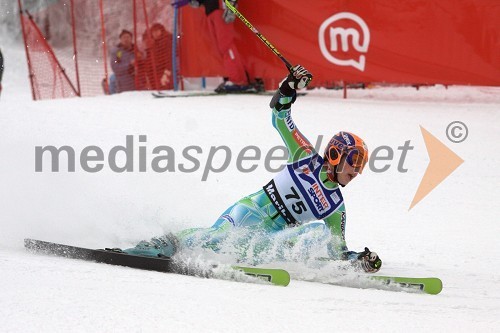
[409,126,464,210]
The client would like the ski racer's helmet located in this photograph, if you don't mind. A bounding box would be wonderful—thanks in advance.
[324,131,368,182]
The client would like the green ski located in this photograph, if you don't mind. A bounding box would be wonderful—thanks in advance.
[369,275,443,295]
[232,266,290,287]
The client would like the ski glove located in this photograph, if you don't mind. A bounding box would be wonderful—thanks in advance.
[223,0,237,23]
[357,247,382,273]
[279,65,313,96]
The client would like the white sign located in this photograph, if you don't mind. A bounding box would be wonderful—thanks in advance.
[318,12,370,71]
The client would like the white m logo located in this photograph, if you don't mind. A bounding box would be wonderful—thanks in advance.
[318,12,370,71]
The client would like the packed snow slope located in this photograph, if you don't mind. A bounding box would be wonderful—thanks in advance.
[1,41,499,331]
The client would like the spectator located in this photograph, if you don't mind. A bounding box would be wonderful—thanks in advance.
[0,48,4,98]
[110,29,142,93]
[188,0,260,93]
[143,23,173,90]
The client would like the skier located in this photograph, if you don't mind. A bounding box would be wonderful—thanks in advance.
[125,65,382,273]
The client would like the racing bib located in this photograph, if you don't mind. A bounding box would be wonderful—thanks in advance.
[263,154,343,225]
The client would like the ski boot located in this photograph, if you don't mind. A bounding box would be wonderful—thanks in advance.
[252,78,265,93]
[214,79,257,94]
[123,234,178,258]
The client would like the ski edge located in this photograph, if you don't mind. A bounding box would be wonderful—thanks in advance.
[152,91,307,98]
[153,91,219,98]
[24,239,290,287]
[24,238,174,272]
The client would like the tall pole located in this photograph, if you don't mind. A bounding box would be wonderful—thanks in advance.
[69,0,81,96]
[18,0,37,100]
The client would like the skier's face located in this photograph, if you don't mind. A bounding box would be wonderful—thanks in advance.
[336,155,360,186]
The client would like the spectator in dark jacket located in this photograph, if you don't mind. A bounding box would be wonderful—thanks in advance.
[110,30,141,93]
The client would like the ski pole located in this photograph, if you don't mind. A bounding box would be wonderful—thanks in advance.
[224,0,293,72]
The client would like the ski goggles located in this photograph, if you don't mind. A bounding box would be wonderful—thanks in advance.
[326,144,368,173]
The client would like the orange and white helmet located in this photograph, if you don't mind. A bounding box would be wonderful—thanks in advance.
[324,131,368,181]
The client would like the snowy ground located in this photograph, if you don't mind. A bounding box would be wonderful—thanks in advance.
[1,35,500,331]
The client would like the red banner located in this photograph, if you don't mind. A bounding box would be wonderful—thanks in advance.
[180,0,500,86]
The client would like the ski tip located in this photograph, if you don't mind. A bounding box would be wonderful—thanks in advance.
[276,269,291,287]
[423,278,443,295]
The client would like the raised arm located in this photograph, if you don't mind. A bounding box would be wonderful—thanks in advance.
[269,65,314,163]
